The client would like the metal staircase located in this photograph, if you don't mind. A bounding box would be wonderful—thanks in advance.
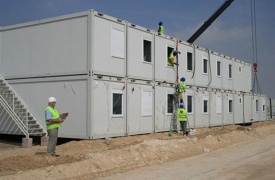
[0,75,47,138]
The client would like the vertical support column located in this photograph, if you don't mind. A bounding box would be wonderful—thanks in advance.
[22,137,32,148]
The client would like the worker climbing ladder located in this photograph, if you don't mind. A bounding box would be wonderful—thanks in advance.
[169,39,186,135]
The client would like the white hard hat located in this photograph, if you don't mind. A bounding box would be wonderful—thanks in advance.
[48,97,57,103]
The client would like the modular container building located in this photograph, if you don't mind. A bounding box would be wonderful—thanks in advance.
[0,10,269,139]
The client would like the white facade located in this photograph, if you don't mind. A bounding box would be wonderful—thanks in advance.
[0,10,269,139]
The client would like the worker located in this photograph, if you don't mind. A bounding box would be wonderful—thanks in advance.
[177,104,188,136]
[168,50,179,66]
[158,21,164,35]
[177,77,186,102]
[45,97,65,157]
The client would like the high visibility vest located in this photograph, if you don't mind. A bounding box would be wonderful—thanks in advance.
[178,81,186,93]
[177,108,187,121]
[158,25,164,34]
[45,106,61,129]
[168,52,174,66]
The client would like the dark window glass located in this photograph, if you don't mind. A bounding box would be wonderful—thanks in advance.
[143,40,151,62]
[203,59,208,74]
[187,95,192,113]
[187,52,193,71]
[113,93,122,115]
[167,94,174,113]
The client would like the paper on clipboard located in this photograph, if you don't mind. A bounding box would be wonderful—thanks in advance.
[60,113,69,119]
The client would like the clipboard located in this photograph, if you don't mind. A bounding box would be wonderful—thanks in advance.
[60,112,69,119]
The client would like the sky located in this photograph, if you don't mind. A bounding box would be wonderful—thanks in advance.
[0,0,274,98]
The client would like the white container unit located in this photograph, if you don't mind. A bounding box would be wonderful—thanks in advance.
[192,47,210,88]
[222,91,234,125]
[184,88,195,129]
[154,35,177,83]
[177,42,194,86]
[208,52,223,89]
[126,79,154,135]
[209,90,223,126]
[0,12,89,78]
[234,92,245,124]
[92,75,126,138]
[7,76,89,139]
[194,88,210,128]
[154,82,176,132]
[221,56,234,90]
[233,60,252,92]
[259,95,267,121]
[92,12,127,77]
[127,24,154,80]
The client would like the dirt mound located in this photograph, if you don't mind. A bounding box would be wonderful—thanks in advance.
[1,120,275,179]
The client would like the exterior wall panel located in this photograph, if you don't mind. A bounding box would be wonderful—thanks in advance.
[127,80,154,135]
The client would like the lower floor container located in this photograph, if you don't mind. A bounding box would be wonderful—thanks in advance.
[0,74,269,139]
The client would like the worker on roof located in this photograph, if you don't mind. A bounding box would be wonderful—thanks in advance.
[45,97,65,157]
[158,21,164,35]
[168,50,179,67]
[177,104,188,136]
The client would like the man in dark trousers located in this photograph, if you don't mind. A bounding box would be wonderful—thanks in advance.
[177,103,188,136]
[45,97,64,157]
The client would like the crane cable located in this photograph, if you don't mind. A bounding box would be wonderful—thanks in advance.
[251,0,261,94]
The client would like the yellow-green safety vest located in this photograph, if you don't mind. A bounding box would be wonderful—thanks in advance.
[45,106,61,129]
[177,108,187,121]
[168,52,174,66]
[178,81,186,93]
[158,25,164,34]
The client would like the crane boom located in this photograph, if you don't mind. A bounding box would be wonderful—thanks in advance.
[187,0,234,43]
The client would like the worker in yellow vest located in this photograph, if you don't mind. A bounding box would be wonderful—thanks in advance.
[158,21,164,35]
[177,77,186,103]
[177,104,188,136]
[168,51,179,66]
[45,97,65,157]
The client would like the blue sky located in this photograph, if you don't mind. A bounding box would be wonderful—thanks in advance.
[0,0,274,98]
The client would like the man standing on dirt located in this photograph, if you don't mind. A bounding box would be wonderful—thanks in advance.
[45,97,64,157]
[177,104,188,136]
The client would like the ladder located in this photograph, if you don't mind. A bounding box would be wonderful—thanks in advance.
[0,75,47,138]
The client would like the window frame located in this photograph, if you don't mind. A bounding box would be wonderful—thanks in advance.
[229,64,233,79]
[216,60,221,77]
[111,89,124,117]
[167,46,174,67]
[167,93,174,115]
[187,95,193,114]
[187,52,193,71]
[143,39,152,63]
[203,58,208,75]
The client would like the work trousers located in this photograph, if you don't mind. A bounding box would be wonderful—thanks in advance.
[47,128,58,155]
[180,121,187,135]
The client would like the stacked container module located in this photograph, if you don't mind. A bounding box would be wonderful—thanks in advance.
[0,10,267,139]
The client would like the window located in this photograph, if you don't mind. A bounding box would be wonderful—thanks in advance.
[229,64,232,79]
[111,29,125,58]
[239,97,242,104]
[167,94,174,114]
[256,99,259,112]
[187,95,193,113]
[187,52,193,71]
[203,58,208,74]
[229,99,233,113]
[203,100,208,113]
[239,65,242,73]
[167,46,174,67]
[217,61,221,76]
[112,92,123,115]
[143,40,151,62]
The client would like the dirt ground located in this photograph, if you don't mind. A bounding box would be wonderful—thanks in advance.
[1,120,275,180]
